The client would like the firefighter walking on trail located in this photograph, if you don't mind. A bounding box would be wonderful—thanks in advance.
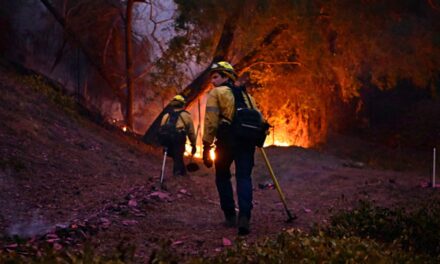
[202,61,267,236]
[159,95,197,177]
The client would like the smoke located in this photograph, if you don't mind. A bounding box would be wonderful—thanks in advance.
[6,210,53,237]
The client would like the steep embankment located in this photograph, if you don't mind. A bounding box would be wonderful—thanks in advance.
[0,63,160,236]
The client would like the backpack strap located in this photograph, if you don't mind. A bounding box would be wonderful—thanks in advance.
[165,110,181,124]
[217,85,255,123]
[230,85,255,109]
[178,110,189,129]
[242,90,255,110]
[230,86,248,109]
[166,110,187,130]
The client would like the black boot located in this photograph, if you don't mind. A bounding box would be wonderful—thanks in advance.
[238,215,250,236]
[224,212,237,228]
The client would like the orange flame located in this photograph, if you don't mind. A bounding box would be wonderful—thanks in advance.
[180,93,324,163]
[184,141,202,158]
[262,114,315,148]
[210,148,216,160]
[263,124,296,147]
[184,141,216,160]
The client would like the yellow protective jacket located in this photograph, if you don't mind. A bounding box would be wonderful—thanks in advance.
[203,85,260,145]
[160,109,197,145]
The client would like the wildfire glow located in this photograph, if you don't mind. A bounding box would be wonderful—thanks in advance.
[184,141,216,160]
[179,98,306,164]
[263,127,294,147]
[210,148,216,160]
[267,140,291,147]
[183,129,292,162]
[184,142,201,158]
[182,124,297,160]
[262,121,312,147]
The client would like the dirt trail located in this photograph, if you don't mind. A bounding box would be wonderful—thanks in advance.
[1,65,438,262]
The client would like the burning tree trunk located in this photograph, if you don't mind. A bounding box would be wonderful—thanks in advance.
[142,5,243,144]
[125,0,134,130]
[142,22,289,145]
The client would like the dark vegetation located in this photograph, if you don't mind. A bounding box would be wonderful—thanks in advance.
[325,200,440,257]
[2,200,440,263]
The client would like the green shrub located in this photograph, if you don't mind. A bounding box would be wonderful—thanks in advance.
[20,75,78,118]
[403,200,440,254]
[148,229,433,264]
[324,200,407,242]
[4,200,440,263]
[323,200,440,256]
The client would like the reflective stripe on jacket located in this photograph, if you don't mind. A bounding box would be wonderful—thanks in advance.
[160,109,197,145]
[202,85,259,145]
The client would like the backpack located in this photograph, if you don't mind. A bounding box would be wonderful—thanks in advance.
[230,86,269,147]
[158,110,185,147]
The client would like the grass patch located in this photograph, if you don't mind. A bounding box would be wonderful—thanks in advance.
[19,75,79,118]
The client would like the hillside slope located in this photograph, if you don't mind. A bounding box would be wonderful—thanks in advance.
[1,62,438,262]
[0,64,160,236]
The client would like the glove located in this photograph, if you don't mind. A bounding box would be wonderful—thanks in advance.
[191,144,197,155]
[202,142,213,168]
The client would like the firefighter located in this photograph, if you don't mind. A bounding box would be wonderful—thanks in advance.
[202,61,260,235]
[160,95,197,176]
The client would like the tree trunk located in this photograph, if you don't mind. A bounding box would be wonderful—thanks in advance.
[142,21,289,145]
[141,2,288,145]
[142,6,243,144]
[234,24,289,73]
[125,0,134,130]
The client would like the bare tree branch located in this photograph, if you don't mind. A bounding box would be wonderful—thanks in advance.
[154,17,174,24]
[234,24,289,71]
[238,61,302,75]
[186,63,196,80]
[142,2,245,144]
[65,0,88,21]
[50,37,68,72]
[117,50,154,88]
[39,0,125,102]
[148,2,165,54]
[103,17,120,66]
[428,0,440,11]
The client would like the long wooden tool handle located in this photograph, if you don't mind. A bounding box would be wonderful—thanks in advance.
[259,148,295,221]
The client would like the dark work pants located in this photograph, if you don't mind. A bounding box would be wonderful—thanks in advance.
[215,139,255,219]
[168,133,187,176]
